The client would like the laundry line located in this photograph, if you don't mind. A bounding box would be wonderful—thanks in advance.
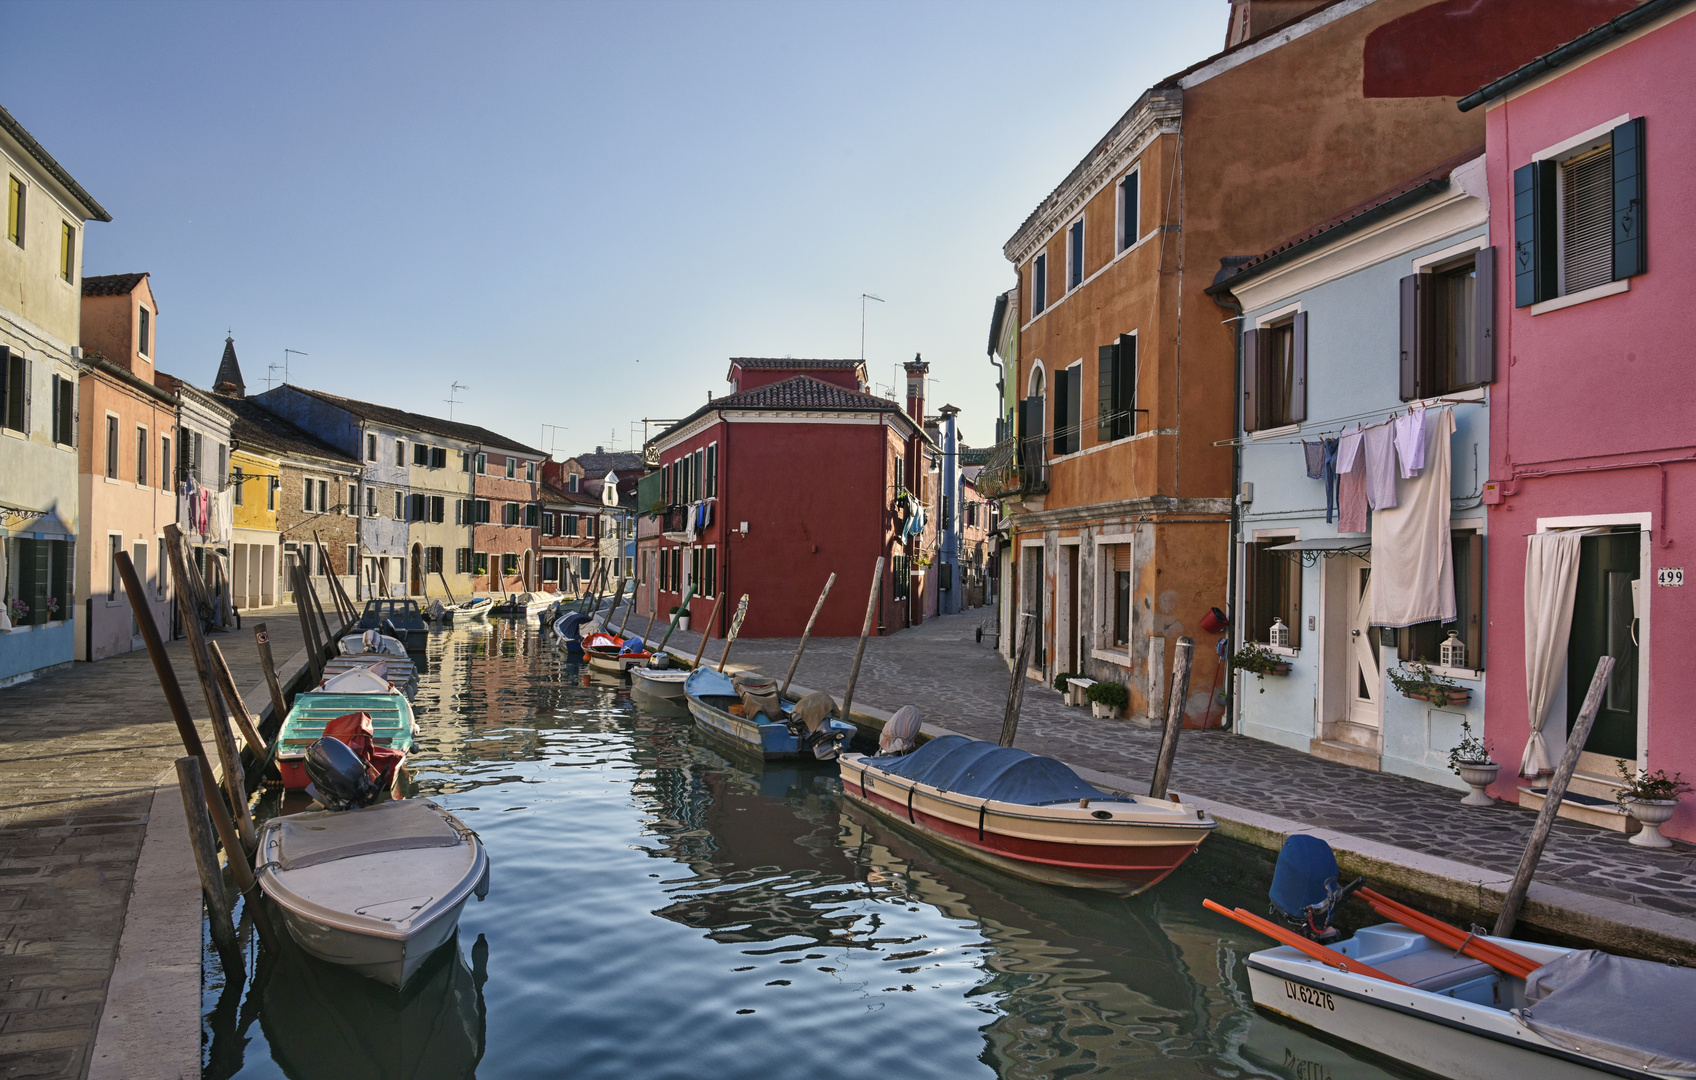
[1211,395,1483,448]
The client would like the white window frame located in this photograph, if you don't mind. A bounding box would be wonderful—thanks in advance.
[103,411,121,481]
[1246,528,1301,657]
[1091,530,1139,666]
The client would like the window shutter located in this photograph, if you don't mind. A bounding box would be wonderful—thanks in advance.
[23,357,31,434]
[1513,163,1539,307]
[1066,368,1081,454]
[1118,333,1136,437]
[1051,374,1069,456]
[1121,172,1139,249]
[1460,531,1484,667]
[1241,542,1260,641]
[1097,344,1116,442]
[1242,327,1261,433]
[1399,274,1422,401]
[1469,246,1497,387]
[0,348,9,427]
[1289,312,1308,423]
[1612,117,1646,281]
[1113,543,1130,573]
[50,375,59,442]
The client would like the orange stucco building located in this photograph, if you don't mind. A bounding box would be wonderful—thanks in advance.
[988,0,1631,724]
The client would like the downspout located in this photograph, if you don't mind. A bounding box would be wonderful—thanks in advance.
[1210,285,1246,733]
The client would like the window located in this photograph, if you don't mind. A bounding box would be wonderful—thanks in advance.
[1067,218,1084,291]
[1118,170,1139,252]
[502,552,519,577]
[475,453,486,474]
[317,478,327,512]
[2,348,27,433]
[156,535,167,598]
[1243,313,1307,432]
[1400,250,1495,400]
[894,454,904,493]
[473,499,490,524]
[303,477,315,512]
[703,546,717,597]
[136,427,148,485]
[45,375,73,447]
[670,547,681,594]
[233,472,243,506]
[1051,364,1080,456]
[431,446,447,469]
[500,502,517,526]
[525,503,539,527]
[706,443,718,498]
[4,537,73,626]
[568,473,579,493]
[108,534,122,600]
[1098,334,1136,443]
[347,544,358,574]
[366,433,377,461]
[138,307,151,357]
[461,450,471,472]
[426,547,444,574]
[395,439,406,466]
[580,557,593,582]
[367,487,378,517]
[692,449,704,500]
[892,552,910,600]
[394,491,404,519]
[1104,543,1133,647]
[59,222,74,283]
[6,175,22,247]
[414,443,429,466]
[526,461,535,482]
[1402,531,1485,670]
[542,556,558,582]
[408,493,427,521]
[1031,253,1047,318]
[1514,117,1646,307]
[103,416,118,477]
[160,436,171,489]
[456,547,472,574]
[347,483,358,516]
[267,476,276,510]
[430,496,445,523]
[472,551,489,576]
[564,514,578,537]
[659,546,670,591]
[542,512,554,537]
[131,541,146,609]
[1243,540,1302,646]
[586,516,596,538]
[455,498,470,524]
[506,456,516,479]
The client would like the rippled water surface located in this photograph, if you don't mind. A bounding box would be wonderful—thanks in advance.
[204,624,1418,1080]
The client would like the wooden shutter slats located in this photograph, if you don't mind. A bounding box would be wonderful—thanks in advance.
[1290,312,1308,424]
[1399,274,1422,401]
[1242,327,1261,433]
[1470,246,1496,388]
[1097,344,1115,443]
[1119,333,1137,437]
[1112,543,1130,573]
[1066,367,1081,455]
[1612,117,1646,281]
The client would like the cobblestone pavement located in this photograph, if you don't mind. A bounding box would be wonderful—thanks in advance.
[0,611,309,1080]
[658,609,1696,923]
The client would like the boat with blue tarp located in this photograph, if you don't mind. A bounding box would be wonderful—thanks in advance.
[352,598,429,652]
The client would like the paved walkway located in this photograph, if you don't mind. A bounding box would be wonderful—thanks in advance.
[0,610,310,1080]
[657,609,1696,929]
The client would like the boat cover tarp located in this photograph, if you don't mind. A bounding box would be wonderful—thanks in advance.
[1517,949,1696,1075]
[273,799,464,871]
[687,668,736,698]
[868,734,1126,806]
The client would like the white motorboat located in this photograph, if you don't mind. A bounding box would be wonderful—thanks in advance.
[319,655,419,700]
[631,664,689,702]
[339,630,408,657]
[428,596,494,624]
[255,799,490,989]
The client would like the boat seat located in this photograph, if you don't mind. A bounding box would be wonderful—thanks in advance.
[1373,949,1495,991]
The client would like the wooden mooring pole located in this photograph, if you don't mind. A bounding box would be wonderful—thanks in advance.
[1495,655,1616,938]
[717,595,751,673]
[998,612,1035,748]
[207,640,267,756]
[840,558,885,723]
[291,565,325,679]
[781,573,836,699]
[654,586,695,655]
[1148,636,1195,801]
[253,623,288,726]
[175,757,241,968]
[690,593,724,670]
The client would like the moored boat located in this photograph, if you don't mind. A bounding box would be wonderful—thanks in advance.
[631,663,689,702]
[583,632,651,676]
[427,596,494,624]
[493,591,555,619]
[353,599,429,652]
[254,798,490,989]
[683,668,855,761]
[838,733,1215,895]
[276,687,415,790]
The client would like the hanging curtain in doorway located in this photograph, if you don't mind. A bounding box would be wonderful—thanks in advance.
[1521,530,1588,777]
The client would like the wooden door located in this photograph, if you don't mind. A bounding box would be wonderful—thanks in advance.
[1570,530,1639,760]
[1348,563,1381,729]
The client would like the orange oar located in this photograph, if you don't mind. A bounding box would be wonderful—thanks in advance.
[1203,899,1410,986]
[1358,888,1539,980]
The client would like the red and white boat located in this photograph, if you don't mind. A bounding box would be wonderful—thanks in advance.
[838,733,1215,895]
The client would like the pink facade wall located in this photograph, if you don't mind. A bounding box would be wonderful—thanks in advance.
[1481,11,1696,839]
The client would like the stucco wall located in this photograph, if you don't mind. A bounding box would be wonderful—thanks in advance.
[470,450,540,593]
[0,131,88,348]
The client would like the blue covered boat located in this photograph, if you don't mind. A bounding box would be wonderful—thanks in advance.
[352,598,429,652]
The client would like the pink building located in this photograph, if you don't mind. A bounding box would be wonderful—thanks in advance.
[1466,0,1696,841]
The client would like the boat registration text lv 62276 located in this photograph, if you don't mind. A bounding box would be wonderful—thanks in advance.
[1284,981,1335,1011]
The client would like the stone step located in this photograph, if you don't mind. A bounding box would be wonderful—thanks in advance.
[1518,786,1640,835]
[1311,738,1381,772]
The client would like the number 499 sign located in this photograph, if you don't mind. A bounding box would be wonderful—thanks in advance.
[1658,567,1684,587]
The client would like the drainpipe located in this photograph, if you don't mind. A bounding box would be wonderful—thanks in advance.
[1210,284,1246,733]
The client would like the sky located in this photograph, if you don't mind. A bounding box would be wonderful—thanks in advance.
[4,1,1224,454]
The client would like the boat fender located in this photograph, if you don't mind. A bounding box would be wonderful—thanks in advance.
[977,800,987,841]
[475,860,491,901]
[907,784,916,824]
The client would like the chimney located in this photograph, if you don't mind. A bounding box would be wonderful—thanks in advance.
[903,353,929,424]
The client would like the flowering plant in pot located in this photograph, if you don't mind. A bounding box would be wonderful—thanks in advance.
[1229,643,1288,692]
[1388,662,1469,708]
[1446,720,1498,807]
[7,598,27,625]
[1086,680,1128,719]
[1614,760,1692,849]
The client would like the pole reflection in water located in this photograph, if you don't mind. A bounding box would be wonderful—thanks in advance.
[204,625,1420,1080]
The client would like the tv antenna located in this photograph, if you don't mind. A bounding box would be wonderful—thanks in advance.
[446,382,469,419]
[541,423,567,457]
[860,293,884,360]
[283,348,308,385]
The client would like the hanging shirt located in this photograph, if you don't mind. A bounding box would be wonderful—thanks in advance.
[1336,425,1364,473]
[1371,407,1457,627]
[1362,422,1399,510]
[1394,407,1428,478]
[1322,437,1340,526]
[1303,440,1325,480]
[1337,457,1369,533]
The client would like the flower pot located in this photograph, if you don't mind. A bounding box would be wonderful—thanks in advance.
[1626,798,1679,849]
[676,617,690,633]
[1090,701,1120,719]
[1455,761,1499,807]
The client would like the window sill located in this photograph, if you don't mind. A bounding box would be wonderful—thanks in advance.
[1403,664,1482,683]
[1090,648,1134,667]
[1530,278,1628,315]
[1249,423,1301,441]
[1268,645,1299,658]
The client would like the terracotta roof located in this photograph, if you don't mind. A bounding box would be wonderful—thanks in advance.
[1209,146,1485,292]
[541,479,600,506]
[221,397,359,467]
[570,451,645,475]
[727,358,864,370]
[279,385,543,457]
[82,272,147,297]
[0,104,110,222]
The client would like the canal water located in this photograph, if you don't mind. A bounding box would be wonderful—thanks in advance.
[204,623,1418,1080]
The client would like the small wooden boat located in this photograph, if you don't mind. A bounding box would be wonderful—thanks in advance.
[630,663,689,702]
[254,798,490,989]
[838,734,1215,895]
[683,668,855,761]
[353,599,428,652]
[327,633,418,698]
[492,592,555,619]
[1216,836,1696,1080]
[276,686,415,790]
[582,632,651,676]
[427,596,493,624]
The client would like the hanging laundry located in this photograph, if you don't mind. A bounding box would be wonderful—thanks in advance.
[1371,407,1457,627]
[1322,437,1339,525]
[1336,424,1364,474]
[1362,421,1399,510]
[1302,440,1325,480]
[1394,406,1428,478]
[1335,425,1368,533]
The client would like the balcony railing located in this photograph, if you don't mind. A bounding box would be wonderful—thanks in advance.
[974,435,1049,501]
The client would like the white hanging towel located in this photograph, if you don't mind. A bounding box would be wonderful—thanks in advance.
[1520,530,1588,777]
[1370,407,1456,627]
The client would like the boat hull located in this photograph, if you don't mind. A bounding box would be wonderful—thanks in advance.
[630,667,688,701]
[273,885,470,989]
[685,693,821,761]
[839,754,1213,895]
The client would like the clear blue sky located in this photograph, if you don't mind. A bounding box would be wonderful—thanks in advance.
[5,1,1223,453]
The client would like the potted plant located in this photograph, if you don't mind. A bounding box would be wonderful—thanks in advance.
[670,604,690,633]
[6,598,27,628]
[1446,720,1498,807]
[43,596,59,621]
[1086,680,1128,719]
[1388,662,1470,707]
[1229,643,1289,692]
[1614,760,1692,849]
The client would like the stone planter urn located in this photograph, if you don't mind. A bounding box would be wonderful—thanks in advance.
[1091,701,1119,719]
[1626,798,1679,849]
[676,616,690,634]
[1455,761,1500,807]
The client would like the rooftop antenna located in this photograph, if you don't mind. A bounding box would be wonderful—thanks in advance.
[860,293,884,360]
[541,423,567,457]
[283,348,308,385]
[446,382,468,420]
[263,363,284,392]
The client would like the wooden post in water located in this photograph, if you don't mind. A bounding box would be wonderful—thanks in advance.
[175,757,241,967]
[999,612,1036,747]
[314,532,355,622]
[654,586,695,655]
[690,593,723,669]
[291,565,324,676]
[207,641,266,755]
[841,558,885,723]
[781,573,836,699]
[1495,655,1616,938]
[436,570,459,606]
[164,527,258,855]
[1148,636,1195,801]
[717,595,751,672]
[254,623,288,726]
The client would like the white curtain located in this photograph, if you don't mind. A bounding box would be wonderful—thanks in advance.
[1521,531,1588,777]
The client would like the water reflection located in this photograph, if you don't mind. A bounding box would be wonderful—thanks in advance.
[205,625,1417,1080]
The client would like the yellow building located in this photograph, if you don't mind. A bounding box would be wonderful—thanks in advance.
[230,445,280,609]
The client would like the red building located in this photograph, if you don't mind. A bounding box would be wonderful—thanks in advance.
[538,464,601,593]
[639,357,936,639]
[470,445,544,593]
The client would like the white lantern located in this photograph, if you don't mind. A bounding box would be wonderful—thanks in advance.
[1441,630,1466,669]
[1268,617,1290,649]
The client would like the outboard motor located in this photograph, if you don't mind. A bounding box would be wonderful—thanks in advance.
[304,737,379,811]
[879,705,922,756]
[1269,835,1364,943]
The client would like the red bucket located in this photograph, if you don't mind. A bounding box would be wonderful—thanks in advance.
[1200,607,1229,635]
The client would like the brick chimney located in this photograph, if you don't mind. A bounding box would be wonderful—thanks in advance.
[903,353,929,424]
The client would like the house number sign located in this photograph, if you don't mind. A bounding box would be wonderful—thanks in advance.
[1658,568,1684,587]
